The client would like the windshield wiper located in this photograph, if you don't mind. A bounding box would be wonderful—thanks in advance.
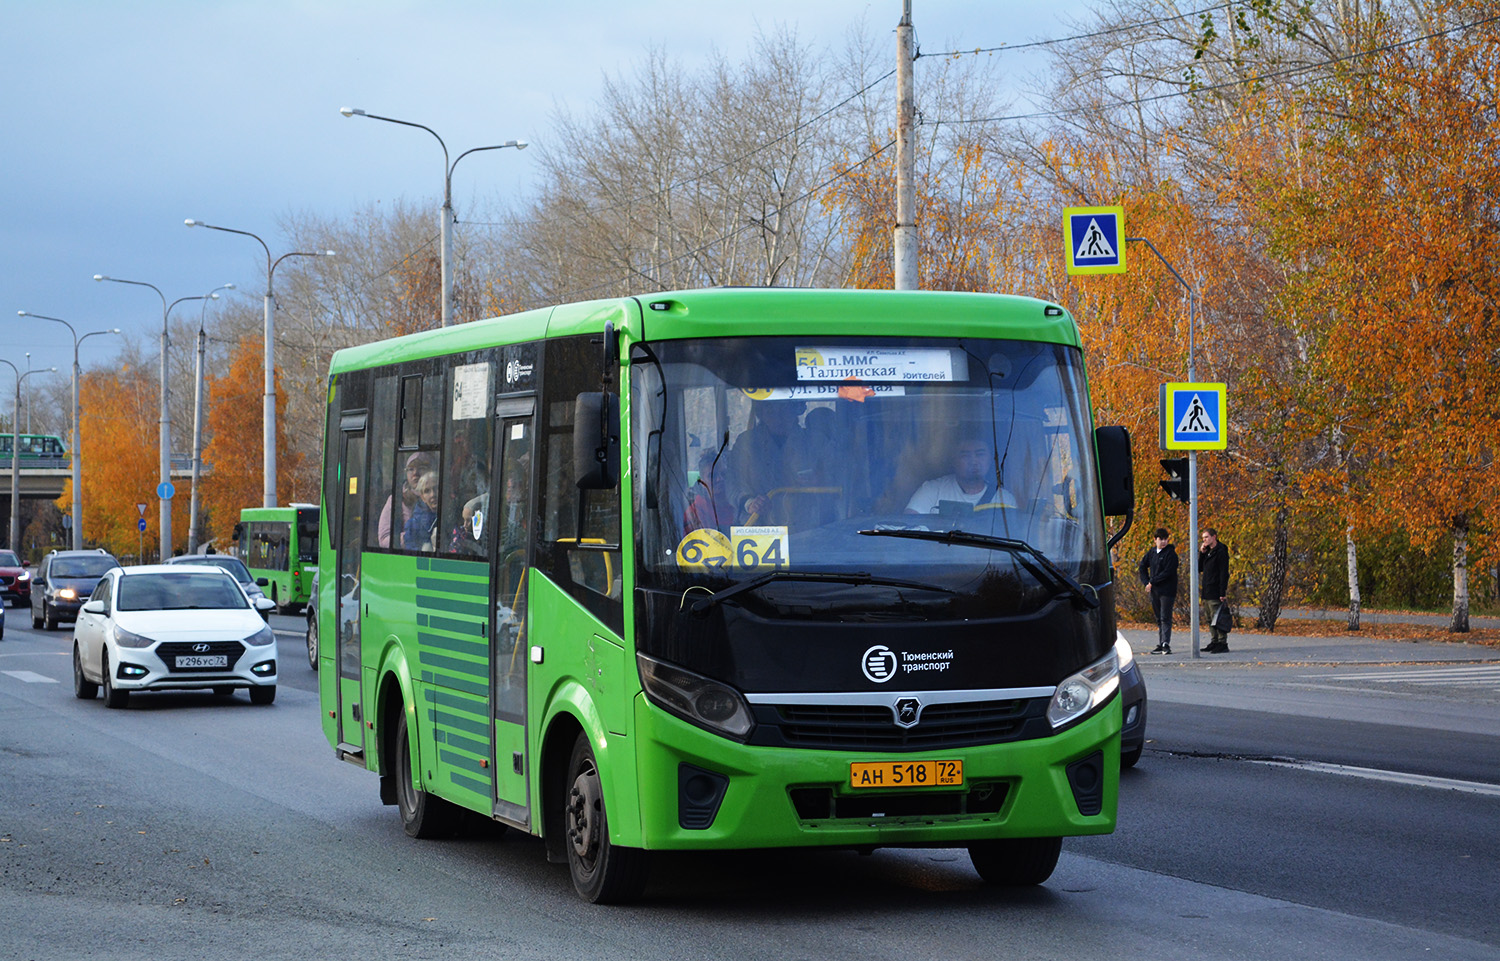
[690,570,954,615]
[857,528,1099,610]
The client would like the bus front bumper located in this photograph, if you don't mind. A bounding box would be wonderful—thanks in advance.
[630,694,1120,851]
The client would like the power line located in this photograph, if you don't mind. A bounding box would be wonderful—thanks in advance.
[919,2,1234,59]
[930,12,1500,128]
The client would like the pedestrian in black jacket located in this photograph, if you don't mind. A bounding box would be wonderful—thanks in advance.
[1137,528,1178,654]
[1199,527,1231,652]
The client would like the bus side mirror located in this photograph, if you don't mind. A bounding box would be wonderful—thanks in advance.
[574,392,619,490]
[1094,426,1134,548]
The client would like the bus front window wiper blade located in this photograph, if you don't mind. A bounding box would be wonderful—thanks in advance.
[856,528,1099,610]
[689,570,954,615]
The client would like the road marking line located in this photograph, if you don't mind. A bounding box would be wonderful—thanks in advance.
[2,670,58,684]
[1251,758,1500,797]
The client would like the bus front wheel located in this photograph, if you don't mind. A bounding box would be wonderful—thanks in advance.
[564,732,648,904]
[394,710,462,839]
[968,836,1062,886]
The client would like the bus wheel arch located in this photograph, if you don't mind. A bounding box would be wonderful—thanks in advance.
[540,712,585,865]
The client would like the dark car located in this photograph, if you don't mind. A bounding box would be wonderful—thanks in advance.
[32,549,120,630]
[0,549,33,608]
[163,554,272,620]
[1116,632,1148,768]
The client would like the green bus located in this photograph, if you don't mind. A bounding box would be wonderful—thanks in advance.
[236,505,319,613]
[315,288,1135,903]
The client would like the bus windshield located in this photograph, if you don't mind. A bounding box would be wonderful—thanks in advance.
[632,335,1106,609]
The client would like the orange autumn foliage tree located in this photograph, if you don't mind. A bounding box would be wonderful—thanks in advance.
[58,364,190,560]
[200,336,302,547]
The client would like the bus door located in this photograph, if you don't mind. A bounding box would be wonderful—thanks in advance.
[489,398,535,827]
[335,415,367,755]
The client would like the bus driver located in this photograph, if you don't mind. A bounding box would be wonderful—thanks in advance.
[905,431,1017,514]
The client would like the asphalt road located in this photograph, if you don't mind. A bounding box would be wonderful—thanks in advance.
[1,613,1496,960]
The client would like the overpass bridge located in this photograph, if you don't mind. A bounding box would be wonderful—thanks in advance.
[0,461,204,542]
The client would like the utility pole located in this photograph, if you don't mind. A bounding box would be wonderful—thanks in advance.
[893,0,918,290]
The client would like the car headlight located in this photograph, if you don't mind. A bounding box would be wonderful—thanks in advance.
[638,653,754,740]
[246,624,276,647]
[114,625,155,649]
[1113,632,1135,670]
[16,571,30,582]
[56,588,78,600]
[1047,647,1121,729]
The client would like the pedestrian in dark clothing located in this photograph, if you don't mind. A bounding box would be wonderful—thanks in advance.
[1137,528,1179,654]
[1199,527,1231,652]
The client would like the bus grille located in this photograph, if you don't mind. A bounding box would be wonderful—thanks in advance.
[754,698,1040,752]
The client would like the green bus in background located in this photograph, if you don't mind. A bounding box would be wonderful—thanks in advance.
[236,505,319,614]
[315,288,1136,903]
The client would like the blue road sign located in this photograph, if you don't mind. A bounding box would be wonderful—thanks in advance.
[138,518,148,532]
[1160,382,1228,450]
[1064,205,1126,274]
[157,481,175,500]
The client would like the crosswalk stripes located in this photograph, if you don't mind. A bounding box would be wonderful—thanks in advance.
[1306,664,1500,689]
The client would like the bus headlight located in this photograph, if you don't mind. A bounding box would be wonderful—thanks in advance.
[638,653,754,740]
[1046,647,1120,729]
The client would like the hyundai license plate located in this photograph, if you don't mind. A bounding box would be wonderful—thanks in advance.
[175,655,228,668]
[849,759,963,789]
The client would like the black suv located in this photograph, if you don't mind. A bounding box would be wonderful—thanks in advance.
[32,549,120,630]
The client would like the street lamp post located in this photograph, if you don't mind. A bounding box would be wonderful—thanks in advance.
[95,275,210,560]
[184,220,334,509]
[340,107,526,328]
[188,284,234,554]
[15,312,120,550]
[0,361,57,551]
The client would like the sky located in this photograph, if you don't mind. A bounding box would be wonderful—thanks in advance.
[1,0,1096,394]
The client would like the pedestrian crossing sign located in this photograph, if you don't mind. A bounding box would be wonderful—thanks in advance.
[1160,382,1228,450]
[1064,205,1126,275]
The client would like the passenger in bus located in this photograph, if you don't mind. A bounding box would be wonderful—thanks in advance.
[905,432,1017,514]
[683,448,735,532]
[403,470,441,551]
[726,399,806,524]
[378,452,432,548]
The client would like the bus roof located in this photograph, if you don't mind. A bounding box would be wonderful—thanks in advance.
[327,288,1080,375]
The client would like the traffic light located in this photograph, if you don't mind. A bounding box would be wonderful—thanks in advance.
[1158,458,1189,502]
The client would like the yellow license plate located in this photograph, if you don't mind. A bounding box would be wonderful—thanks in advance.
[849,759,963,789]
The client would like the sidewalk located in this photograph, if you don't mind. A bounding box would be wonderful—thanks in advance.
[1119,624,1499,666]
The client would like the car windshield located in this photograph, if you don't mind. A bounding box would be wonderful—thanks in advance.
[631,335,1107,604]
[117,572,249,611]
[53,557,118,578]
[172,556,252,584]
[0,551,20,567]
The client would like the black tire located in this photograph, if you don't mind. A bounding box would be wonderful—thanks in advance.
[101,653,129,709]
[1121,745,1143,769]
[32,606,42,629]
[43,603,57,631]
[968,836,1062,886]
[564,732,649,904]
[394,710,463,838]
[248,684,276,705]
[73,643,98,700]
[306,615,318,671]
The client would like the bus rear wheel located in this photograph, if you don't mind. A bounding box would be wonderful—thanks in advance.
[968,836,1062,886]
[394,710,462,839]
[564,732,648,904]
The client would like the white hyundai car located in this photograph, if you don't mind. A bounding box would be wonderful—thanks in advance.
[72,565,279,709]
